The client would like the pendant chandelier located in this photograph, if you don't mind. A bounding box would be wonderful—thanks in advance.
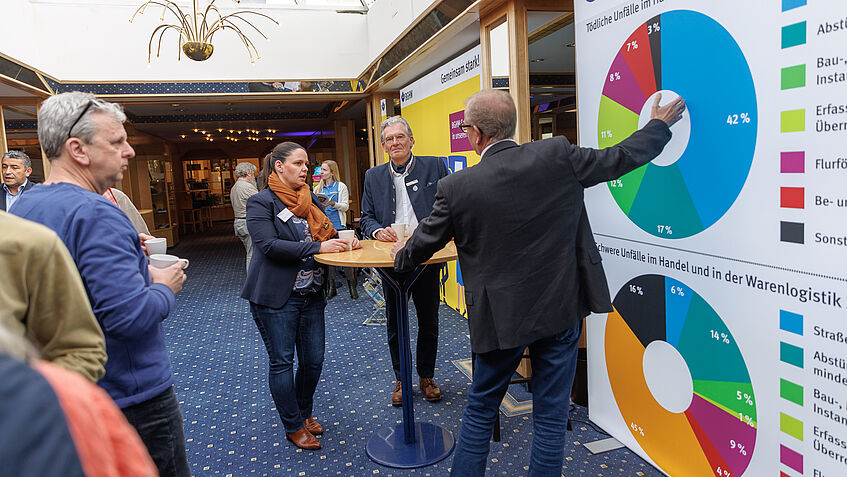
[130,0,278,63]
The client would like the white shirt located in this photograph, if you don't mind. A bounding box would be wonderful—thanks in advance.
[480,138,517,159]
[3,178,29,212]
[391,159,419,233]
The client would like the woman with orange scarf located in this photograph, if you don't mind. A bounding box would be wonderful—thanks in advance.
[241,142,360,450]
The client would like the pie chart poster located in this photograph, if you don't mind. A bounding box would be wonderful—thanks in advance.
[575,1,847,476]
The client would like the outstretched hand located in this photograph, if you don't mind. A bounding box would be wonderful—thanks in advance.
[390,239,405,259]
[650,93,686,128]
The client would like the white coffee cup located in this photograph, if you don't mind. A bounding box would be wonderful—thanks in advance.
[338,229,355,247]
[149,253,189,269]
[145,237,167,256]
[390,222,408,241]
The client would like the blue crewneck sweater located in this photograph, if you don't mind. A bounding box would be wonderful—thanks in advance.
[13,182,175,408]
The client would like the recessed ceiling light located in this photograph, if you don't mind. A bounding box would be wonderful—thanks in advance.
[171,103,180,107]
[180,134,186,138]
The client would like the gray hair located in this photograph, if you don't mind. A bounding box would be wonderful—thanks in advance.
[380,116,413,143]
[2,150,32,169]
[234,162,257,178]
[464,89,516,141]
[38,91,127,160]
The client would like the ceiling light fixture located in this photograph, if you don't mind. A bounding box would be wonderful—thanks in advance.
[130,0,278,63]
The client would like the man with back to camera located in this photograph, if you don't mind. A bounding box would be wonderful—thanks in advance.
[231,161,259,271]
[360,116,449,406]
[2,150,36,211]
[392,89,686,475]
[12,91,191,477]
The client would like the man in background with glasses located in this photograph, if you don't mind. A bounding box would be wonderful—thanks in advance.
[1,150,35,211]
[360,116,449,407]
[12,91,190,477]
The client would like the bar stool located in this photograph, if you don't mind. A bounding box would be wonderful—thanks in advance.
[198,206,213,230]
[181,208,201,234]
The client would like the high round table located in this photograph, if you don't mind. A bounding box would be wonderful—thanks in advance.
[315,239,457,468]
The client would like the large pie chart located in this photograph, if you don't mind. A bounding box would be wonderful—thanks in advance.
[598,10,757,239]
[605,275,757,477]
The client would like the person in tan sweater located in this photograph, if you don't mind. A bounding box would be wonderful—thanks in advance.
[0,211,107,382]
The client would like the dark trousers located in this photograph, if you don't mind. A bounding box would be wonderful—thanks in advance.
[450,326,580,477]
[382,265,440,380]
[250,292,326,432]
[122,386,191,477]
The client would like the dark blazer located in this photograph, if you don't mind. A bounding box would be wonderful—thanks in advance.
[395,119,672,353]
[240,188,325,308]
[359,155,449,238]
[1,180,35,211]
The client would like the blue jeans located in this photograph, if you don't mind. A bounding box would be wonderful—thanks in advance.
[250,292,326,433]
[451,326,580,477]
[121,386,190,477]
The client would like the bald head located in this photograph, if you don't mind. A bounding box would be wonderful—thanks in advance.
[464,89,517,141]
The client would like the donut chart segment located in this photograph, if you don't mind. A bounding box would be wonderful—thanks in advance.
[687,394,757,476]
[605,309,714,476]
[605,275,756,476]
[676,294,752,385]
[627,162,705,239]
[602,51,647,114]
[620,23,657,99]
[693,379,757,423]
[664,277,693,347]
[662,10,757,230]
[598,96,639,150]
[686,412,737,477]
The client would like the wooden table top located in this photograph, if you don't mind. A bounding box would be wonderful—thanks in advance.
[314,240,457,268]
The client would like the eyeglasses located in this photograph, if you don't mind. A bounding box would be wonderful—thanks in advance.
[458,123,472,132]
[383,134,409,144]
[66,100,95,141]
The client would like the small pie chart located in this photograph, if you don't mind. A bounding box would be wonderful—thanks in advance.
[598,10,757,239]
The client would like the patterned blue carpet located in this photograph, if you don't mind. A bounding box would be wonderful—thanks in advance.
[166,226,663,476]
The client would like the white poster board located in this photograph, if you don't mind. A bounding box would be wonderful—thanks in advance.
[575,1,847,476]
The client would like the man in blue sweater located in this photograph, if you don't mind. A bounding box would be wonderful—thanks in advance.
[13,92,190,477]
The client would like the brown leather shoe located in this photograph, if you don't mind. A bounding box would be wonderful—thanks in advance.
[391,380,402,407]
[286,427,321,450]
[420,378,442,402]
[304,417,323,435]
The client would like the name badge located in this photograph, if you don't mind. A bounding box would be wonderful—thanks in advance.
[405,179,419,186]
[277,208,294,222]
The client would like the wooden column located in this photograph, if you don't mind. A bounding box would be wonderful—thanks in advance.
[36,101,51,180]
[479,0,536,145]
[333,119,361,220]
[366,93,399,168]
[507,0,531,144]
[0,107,7,154]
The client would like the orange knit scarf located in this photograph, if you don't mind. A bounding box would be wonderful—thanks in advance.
[267,173,336,242]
